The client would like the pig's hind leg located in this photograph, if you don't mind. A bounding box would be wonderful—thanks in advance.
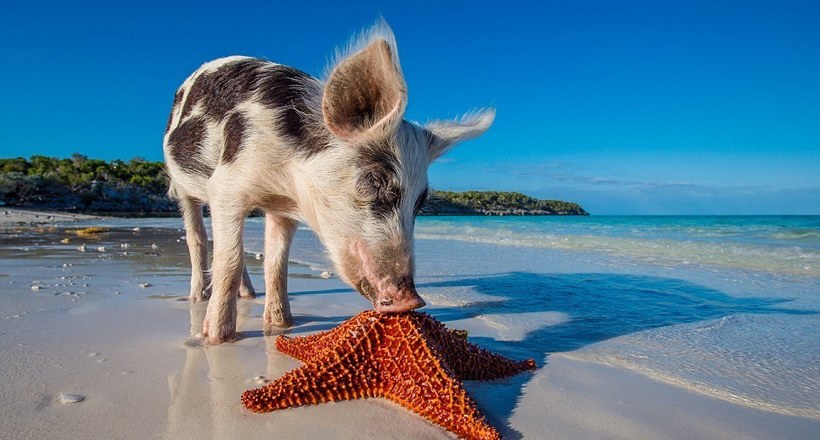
[238,264,256,299]
[180,197,211,302]
[262,212,297,334]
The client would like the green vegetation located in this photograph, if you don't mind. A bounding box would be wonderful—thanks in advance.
[424,190,588,215]
[0,154,175,213]
[0,155,588,216]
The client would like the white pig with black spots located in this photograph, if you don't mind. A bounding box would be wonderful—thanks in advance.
[163,20,494,344]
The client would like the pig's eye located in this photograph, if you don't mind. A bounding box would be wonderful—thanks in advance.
[414,188,429,215]
[358,170,401,216]
[357,171,384,199]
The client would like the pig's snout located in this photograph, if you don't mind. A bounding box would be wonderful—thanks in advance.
[355,278,425,312]
[350,240,424,313]
[372,276,425,313]
[374,294,426,313]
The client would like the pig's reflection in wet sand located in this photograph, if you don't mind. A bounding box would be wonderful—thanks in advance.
[165,302,209,439]
[164,300,300,440]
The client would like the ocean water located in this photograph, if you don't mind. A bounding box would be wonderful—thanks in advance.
[410,216,820,418]
[415,215,820,277]
[83,215,820,418]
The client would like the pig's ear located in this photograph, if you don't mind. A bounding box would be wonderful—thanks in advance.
[322,29,407,140]
[425,108,495,162]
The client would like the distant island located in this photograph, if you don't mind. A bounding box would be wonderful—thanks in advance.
[422,190,587,216]
[0,155,588,216]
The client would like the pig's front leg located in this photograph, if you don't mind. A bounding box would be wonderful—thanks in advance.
[262,213,297,334]
[202,205,247,344]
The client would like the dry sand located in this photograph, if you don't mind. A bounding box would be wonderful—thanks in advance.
[0,224,817,439]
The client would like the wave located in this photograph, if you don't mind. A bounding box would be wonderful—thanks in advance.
[770,228,820,241]
[567,313,820,418]
[415,222,819,277]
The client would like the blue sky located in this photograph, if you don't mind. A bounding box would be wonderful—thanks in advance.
[1,0,818,214]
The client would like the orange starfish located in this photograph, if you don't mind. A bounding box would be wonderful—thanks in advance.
[241,311,536,440]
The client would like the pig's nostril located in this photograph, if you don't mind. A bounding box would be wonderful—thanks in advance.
[379,299,393,306]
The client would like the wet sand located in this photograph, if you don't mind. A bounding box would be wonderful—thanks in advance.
[0,225,817,439]
[0,208,103,228]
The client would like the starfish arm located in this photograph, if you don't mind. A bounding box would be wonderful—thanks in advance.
[276,333,334,363]
[446,341,537,381]
[241,358,377,413]
[417,313,536,380]
[374,320,502,440]
[277,313,375,363]
[383,371,501,440]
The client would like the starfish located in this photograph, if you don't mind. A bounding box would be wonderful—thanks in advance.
[242,310,536,440]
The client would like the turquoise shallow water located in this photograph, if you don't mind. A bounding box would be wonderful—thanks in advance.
[415,215,820,276]
[409,216,820,418]
[78,215,819,417]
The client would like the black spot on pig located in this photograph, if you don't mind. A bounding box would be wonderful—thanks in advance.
[356,146,402,218]
[258,65,330,157]
[222,112,246,164]
[181,76,205,119]
[168,116,213,176]
[177,59,330,157]
[165,89,184,134]
[182,58,268,120]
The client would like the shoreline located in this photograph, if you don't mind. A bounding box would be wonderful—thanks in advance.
[0,208,104,228]
[0,206,590,223]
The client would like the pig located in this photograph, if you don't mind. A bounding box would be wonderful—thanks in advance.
[163,20,494,344]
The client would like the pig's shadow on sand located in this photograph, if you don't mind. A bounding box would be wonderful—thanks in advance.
[397,271,814,439]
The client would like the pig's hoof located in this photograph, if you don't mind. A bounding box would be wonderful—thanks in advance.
[190,278,212,302]
[263,324,286,336]
[202,318,236,344]
[263,319,292,336]
[238,288,256,300]
[189,288,210,303]
[204,327,236,345]
[239,281,256,299]
[263,309,293,334]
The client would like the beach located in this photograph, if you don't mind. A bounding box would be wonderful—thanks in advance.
[1,214,818,439]
[0,208,103,228]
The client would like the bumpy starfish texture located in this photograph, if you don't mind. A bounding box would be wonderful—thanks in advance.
[241,310,536,440]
